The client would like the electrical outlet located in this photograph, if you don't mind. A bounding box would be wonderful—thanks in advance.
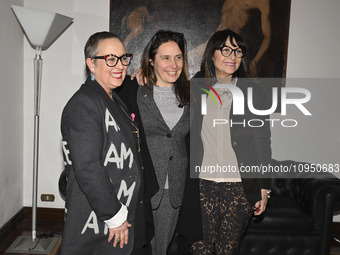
[41,194,55,202]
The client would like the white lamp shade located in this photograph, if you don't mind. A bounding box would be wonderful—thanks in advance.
[11,5,73,49]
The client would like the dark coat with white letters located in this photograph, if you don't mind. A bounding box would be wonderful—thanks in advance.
[60,77,144,255]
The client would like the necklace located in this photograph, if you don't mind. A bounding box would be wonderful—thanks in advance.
[110,93,141,152]
[119,104,141,152]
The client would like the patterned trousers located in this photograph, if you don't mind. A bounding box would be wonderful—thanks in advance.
[191,179,253,255]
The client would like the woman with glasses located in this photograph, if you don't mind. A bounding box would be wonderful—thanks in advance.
[60,31,156,255]
[189,29,272,254]
[118,29,193,254]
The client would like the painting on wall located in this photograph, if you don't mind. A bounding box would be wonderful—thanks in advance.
[110,0,291,79]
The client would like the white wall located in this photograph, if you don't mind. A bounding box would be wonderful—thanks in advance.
[271,0,340,221]
[284,0,340,79]
[22,0,110,210]
[0,0,24,228]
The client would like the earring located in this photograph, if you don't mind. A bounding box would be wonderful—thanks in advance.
[91,71,95,81]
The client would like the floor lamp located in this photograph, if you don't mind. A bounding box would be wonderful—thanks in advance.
[6,6,73,254]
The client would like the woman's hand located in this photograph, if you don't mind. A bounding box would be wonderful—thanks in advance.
[130,67,146,85]
[108,221,131,248]
[254,189,269,216]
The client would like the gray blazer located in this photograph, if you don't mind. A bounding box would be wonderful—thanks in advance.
[137,85,190,209]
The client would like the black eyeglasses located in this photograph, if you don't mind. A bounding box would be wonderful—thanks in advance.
[92,53,133,67]
[218,45,245,58]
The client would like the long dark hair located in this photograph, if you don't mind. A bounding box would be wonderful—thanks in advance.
[201,29,248,78]
[140,30,190,106]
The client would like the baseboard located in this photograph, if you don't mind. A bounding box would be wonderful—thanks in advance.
[23,207,65,223]
[0,208,25,243]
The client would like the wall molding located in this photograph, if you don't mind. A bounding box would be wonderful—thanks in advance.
[23,207,65,223]
[0,208,24,242]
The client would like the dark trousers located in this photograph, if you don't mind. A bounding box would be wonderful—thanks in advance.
[131,242,152,255]
[151,189,180,255]
[191,180,253,255]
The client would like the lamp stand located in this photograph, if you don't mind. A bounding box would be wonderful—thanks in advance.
[32,46,42,242]
[5,48,60,254]
[7,5,73,254]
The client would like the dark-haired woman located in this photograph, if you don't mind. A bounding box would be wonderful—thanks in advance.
[190,29,272,254]
[118,30,191,254]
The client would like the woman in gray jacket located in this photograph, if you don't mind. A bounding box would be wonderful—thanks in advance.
[137,30,191,255]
